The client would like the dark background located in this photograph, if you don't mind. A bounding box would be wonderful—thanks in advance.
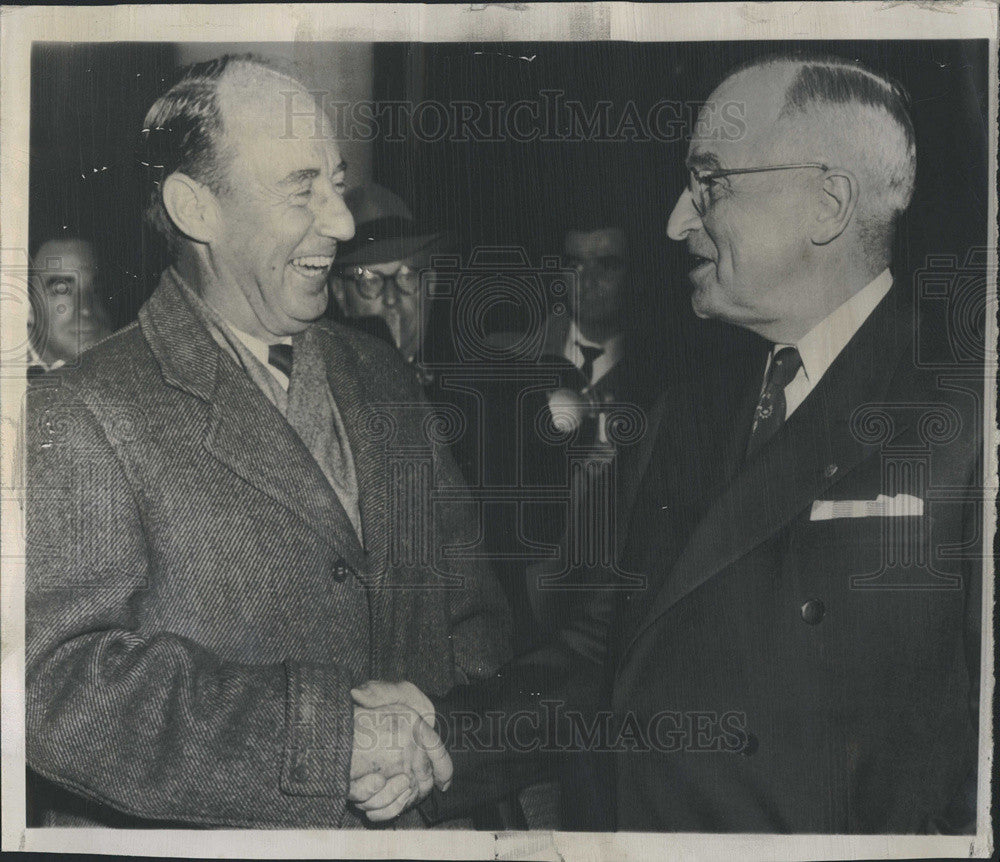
[29,39,991,389]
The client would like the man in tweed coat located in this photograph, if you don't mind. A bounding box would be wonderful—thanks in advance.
[25,55,511,828]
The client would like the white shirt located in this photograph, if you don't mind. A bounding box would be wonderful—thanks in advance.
[228,327,293,391]
[27,341,66,373]
[562,320,621,388]
[766,268,893,418]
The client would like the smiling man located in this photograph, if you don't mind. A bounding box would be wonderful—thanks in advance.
[356,53,983,834]
[25,54,511,828]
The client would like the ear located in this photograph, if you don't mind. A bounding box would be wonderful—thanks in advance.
[811,169,859,245]
[161,172,220,245]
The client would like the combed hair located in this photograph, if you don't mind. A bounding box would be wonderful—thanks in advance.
[732,54,916,261]
[139,53,303,253]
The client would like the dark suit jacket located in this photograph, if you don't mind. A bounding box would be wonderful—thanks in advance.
[25,271,512,828]
[427,283,983,833]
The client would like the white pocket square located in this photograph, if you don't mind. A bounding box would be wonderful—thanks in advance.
[810,493,924,521]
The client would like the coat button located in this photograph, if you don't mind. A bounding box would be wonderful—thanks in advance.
[331,558,351,582]
[801,599,825,625]
[824,463,838,478]
[292,763,310,783]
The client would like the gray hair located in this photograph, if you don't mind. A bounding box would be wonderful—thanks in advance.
[138,54,304,253]
[733,54,916,260]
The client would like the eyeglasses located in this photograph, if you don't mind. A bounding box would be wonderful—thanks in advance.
[563,254,627,276]
[688,163,829,215]
[332,264,421,300]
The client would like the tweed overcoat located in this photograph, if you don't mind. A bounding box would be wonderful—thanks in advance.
[25,270,512,828]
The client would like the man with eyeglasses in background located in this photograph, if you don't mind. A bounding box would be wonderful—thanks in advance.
[354,53,983,835]
[328,182,441,374]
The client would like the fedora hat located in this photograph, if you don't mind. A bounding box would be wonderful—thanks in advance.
[334,182,446,266]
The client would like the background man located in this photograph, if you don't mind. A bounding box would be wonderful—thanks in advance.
[328,182,444,369]
[26,54,510,828]
[27,234,113,374]
[559,218,630,413]
[356,53,983,834]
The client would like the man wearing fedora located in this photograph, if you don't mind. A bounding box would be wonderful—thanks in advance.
[328,183,482,483]
[328,182,444,371]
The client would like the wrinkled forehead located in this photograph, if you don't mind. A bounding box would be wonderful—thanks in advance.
[219,72,341,172]
[564,228,626,257]
[688,65,798,169]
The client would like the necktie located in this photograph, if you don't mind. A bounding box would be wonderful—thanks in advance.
[268,342,293,379]
[578,343,604,386]
[745,346,802,461]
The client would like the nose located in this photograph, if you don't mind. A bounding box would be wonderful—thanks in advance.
[78,288,95,319]
[666,188,703,242]
[381,278,400,307]
[312,179,356,242]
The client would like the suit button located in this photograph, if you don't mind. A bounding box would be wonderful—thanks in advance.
[292,763,310,783]
[823,463,838,478]
[331,558,351,582]
[801,599,825,625]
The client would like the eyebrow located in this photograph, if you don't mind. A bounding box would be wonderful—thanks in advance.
[278,168,320,187]
[686,152,722,171]
[278,160,349,188]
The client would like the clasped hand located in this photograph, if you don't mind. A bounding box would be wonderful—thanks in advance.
[348,680,452,822]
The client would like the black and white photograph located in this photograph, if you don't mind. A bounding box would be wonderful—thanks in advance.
[1,3,996,860]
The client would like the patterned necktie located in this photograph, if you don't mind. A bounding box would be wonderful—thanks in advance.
[745,346,802,461]
[578,343,604,386]
[267,342,293,379]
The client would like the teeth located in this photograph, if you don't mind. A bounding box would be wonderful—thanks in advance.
[291,256,334,269]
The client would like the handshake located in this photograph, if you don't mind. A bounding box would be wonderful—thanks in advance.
[348,680,452,822]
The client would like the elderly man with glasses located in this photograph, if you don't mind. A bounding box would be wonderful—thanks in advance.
[353,53,984,835]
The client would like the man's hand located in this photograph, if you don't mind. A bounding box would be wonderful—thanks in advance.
[352,680,436,724]
[348,698,452,822]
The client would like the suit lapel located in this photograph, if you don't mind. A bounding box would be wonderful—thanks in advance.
[315,326,389,582]
[204,357,367,571]
[541,312,572,360]
[622,287,910,660]
[138,271,366,568]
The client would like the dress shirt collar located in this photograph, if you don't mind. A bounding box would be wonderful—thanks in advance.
[225,326,292,387]
[564,319,621,366]
[27,341,65,373]
[776,268,893,385]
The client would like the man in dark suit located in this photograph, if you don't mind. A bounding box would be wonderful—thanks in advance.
[354,54,983,833]
[25,54,510,828]
[480,218,652,643]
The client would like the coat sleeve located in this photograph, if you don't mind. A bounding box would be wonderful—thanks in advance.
[25,386,356,827]
[417,586,615,824]
[429,408,515,683]
[416,391,660,822]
